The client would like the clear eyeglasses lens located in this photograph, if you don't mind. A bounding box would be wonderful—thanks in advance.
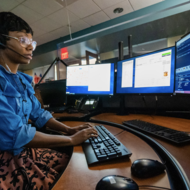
[19,37,37,50]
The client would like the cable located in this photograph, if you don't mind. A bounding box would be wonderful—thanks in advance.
[139,185,171,190]
[114,130,125,137]
[64,0,72,40]
[142,96,154,119]
[142,96,147,108]
[154,95,158,115]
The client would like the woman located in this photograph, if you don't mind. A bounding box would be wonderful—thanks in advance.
[0,12,98,190]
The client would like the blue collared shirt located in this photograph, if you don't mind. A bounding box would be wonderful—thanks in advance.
[0,65,53,155]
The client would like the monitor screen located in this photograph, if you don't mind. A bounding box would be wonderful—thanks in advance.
[117,47,175,94]
[39,80,67,107]
[175,33,190,94]
[66,63,114,95]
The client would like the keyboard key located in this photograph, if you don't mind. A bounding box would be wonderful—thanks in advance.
[115,141,121,145]
[107,152,117,157]
[97,155,107,159]
[116,151,122,155]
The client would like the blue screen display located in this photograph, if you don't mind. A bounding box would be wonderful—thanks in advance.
[175,33,190,94]
[116,47,175,94]
[66,63,114,95]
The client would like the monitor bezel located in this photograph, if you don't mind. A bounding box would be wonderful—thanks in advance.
[177,31,190,43]
[116,46,176,95]
[175,32,190,94]
[66,63,115,96]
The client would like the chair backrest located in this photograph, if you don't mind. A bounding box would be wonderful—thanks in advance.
[34,85,44,108]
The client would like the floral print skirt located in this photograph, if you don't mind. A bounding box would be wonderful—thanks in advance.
[0,148,69,190]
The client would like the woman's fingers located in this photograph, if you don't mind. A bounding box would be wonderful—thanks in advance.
[84,123,94,128]
[86,127,98,136]
[89,134,98,138]
[80,123,97,132]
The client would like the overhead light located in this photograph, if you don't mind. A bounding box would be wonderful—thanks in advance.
[114,8,123,14]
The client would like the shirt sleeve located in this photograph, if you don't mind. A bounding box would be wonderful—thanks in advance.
[0,90,36,155]
[29,94,53,128]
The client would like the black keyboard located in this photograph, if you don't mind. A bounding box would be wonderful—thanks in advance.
[123,120,190,144]
[82,125,132,165]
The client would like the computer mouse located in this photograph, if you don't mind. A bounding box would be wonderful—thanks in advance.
[131,159,166,178]
[96,175,139,190]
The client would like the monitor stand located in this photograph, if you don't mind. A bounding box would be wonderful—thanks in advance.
[117,95,129,115]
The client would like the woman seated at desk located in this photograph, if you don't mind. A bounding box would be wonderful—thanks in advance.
[0,12,98,190]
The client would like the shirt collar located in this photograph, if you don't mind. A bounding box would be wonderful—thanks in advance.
[0,64,18,75]
[18,72,33,84]
[0,64,33,83]
[0,65,33,90]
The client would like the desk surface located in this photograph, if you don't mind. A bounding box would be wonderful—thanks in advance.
[53,112,86,118]
[51,113,190,190]
[91,113,190,179]
[53,120,170,190]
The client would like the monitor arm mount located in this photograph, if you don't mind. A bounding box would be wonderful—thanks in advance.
[37,57,67,85]
[117,35,132,115]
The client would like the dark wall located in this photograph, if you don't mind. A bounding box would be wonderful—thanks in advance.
[100,93,190,119]
[102,94,190,110]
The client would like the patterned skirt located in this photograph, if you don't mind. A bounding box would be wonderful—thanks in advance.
[0,148,70,190]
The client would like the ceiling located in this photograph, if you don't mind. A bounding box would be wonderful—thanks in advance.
[0,0,164,46]
[19,7,190,71]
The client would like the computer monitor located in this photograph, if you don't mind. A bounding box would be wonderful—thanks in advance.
[66,63,114,95]
[175,33,190,94]
[39,80,67,107]
[117,47,175,94]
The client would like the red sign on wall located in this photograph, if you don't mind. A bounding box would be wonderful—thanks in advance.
[61,48,68,59]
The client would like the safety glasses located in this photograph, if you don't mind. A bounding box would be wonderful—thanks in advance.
[2,34,37,51]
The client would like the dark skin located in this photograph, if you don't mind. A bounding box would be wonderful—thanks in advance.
[0,30,98,148]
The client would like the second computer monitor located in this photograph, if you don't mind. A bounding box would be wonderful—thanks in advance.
[66,63,114,95]
[39,79,67,106]
[175,33,190,94]
[117,47,175,94]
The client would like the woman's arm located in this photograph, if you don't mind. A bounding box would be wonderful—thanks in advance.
[29,93,96,135]
[45,118,73,134]
[25,131,72,148]
[25,126,98,148]
[45,118,96,135]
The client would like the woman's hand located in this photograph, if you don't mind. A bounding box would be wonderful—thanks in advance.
[68,123,96,135]
[70,127,98,145]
